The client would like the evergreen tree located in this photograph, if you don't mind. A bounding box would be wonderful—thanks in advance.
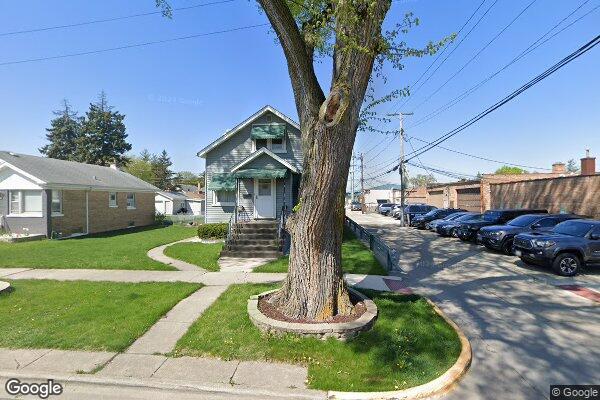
[39,100,82,160]
[78,91,132,166]
[124,150,155,184]
[152,150,177,190]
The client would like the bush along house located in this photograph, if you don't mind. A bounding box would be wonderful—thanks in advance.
[197,106,302,257]
[0,151,158,239]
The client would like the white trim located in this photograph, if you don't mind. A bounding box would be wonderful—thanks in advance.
[253,178,276,219]
[126,193,136,209]
[85,191,89,235]
[7,213,43,218]
[212,190,235,207]
[0,160,46,185]
[109,192,118,208]
[251,136,287,154]
[51,190,63,215]
[231,148,300,174]
[197,105,299,158]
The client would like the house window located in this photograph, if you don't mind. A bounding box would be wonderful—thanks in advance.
[9,190,42,215]
[251,137,286,153]
[213,190,235,206]
[126,193,136,209]
[109,192,118,208]
[51,190,63,215]
[255,139,268,150]
[271,137,285,153]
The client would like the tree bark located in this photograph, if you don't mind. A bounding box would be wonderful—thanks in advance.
[259,0,392,320]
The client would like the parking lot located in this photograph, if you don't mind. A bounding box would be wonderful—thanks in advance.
[348,211,600,400]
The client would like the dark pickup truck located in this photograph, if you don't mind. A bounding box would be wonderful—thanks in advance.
[455,209,547,242]
[513,219,600,276]
[477,213,582,254]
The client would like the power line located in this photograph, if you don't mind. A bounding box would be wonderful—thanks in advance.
[406,0,598,130]
[0,0,236,37]
[410,0,539,113]
[404,34,600,162]
[0,23,269,67]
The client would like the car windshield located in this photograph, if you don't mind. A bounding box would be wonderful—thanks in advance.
[457,213,481,221]
[552,221,595,237]
[483,211,502,222]
[507,215,543,227]
[423,210,440,218]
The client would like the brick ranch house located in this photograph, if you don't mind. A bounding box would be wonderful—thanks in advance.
[0,151,158,238]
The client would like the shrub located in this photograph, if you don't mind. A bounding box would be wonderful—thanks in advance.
[197,223,228,239]
[154,212,167,226]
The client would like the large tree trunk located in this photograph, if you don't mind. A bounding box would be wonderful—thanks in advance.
[259,0,392,321]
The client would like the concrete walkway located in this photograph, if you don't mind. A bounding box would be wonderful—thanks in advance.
[147,237,208,272]
[126,285,228,355]
[219,256,277,272]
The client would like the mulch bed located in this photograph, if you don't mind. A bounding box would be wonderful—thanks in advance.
[258,291,367,324]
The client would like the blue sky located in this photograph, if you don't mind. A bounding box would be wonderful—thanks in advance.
[1,0,598,186]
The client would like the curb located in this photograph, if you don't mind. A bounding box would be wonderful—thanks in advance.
[327,297,472,400]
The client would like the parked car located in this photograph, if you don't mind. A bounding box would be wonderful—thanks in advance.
[395,204,436,222]
[512,219,600,276]
[390,204,405,218]
[455,209,547,242]
[350,201,362,211]
[411,208,467,229]
[426,211,471,231]
[378,203,397,215]
[477,213,583,254]
[436,213,482,237]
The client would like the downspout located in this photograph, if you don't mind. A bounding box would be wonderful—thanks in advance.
[85,190,90,235]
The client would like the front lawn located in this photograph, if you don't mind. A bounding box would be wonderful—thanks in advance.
[0,225,196,270]
[255,228,388,275]
[164,242,223,272]
[0,280,201,352]
[174,284,461,392]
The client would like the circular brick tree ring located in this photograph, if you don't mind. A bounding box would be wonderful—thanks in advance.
[0,281,11,294]
[248,288,378,341]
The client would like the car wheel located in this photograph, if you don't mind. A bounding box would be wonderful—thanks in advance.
[552,253,581,277]
[501,238,514,255]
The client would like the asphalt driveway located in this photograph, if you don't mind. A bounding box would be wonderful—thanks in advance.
[348,212,600,400]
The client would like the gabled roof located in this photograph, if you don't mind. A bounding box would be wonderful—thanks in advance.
[196,105,300,158]
[0,151,158,192]
[156,191,188,201]
[230,147,300,174]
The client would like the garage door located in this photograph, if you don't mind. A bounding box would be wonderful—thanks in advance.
[428,190,444,208]
[457,188,481,212]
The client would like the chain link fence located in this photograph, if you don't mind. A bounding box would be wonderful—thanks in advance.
[345,216,399,273]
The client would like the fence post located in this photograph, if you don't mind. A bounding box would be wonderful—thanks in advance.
[369,233,374,250]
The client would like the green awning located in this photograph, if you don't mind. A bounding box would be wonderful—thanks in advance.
[250,124,286,140]
[234,169,287,179]
[207,173,236,191]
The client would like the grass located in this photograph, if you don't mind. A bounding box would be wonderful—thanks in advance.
[0,225,197,270]
[174,284,461,392]
[0,280,201,352]
[164,242,223,272]
[254,228,389,275]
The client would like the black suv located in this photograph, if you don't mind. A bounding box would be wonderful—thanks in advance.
[477,214,582,254]
[436,212,482,237]
[411,208,467,229]
[513,219,600,276]
[397,204,436,221]
[455,209,547,242]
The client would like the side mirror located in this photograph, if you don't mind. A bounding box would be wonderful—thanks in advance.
[531,223,541,230]
[590,233,600,240]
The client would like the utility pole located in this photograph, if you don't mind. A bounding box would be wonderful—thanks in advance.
[388,112,413,226]
[360,153,365,214]
[350,153,356,202]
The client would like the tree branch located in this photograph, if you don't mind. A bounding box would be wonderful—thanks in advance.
[258,0,325,120]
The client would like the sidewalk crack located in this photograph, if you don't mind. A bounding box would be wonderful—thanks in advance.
[228,361,241,386]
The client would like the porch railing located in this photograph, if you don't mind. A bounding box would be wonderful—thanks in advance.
[278,205,291,254]
[344,216,399,273]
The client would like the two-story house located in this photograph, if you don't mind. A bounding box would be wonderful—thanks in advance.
[197,105,302,225]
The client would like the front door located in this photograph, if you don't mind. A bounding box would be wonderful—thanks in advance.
[254,179,275,219]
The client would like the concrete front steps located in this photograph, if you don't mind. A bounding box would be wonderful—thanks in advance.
[221,221,282,258]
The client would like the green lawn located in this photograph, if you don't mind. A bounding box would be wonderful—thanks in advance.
[255,228,389,275]
[174,284,461,392]
[0,280,201,352]
[164,242,223,272]
[0,225,197,270]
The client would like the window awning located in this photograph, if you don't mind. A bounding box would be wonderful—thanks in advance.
[250,124,286,140]
[207,173,236,191]
[234,169,287,179]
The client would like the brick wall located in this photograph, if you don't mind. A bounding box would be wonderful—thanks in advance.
[490,174,600,218]
[51,190,155,236]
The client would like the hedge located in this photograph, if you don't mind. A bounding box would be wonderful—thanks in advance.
[197,223,228,239]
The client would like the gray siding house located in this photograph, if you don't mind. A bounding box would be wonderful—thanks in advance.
[197,106,302,223]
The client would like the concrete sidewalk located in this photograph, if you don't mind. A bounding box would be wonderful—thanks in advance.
[146,237,208,272]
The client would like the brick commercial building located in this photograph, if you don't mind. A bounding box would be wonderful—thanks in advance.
[425,162,575,212]
[0,151,158,238]
[490,154,599,218]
